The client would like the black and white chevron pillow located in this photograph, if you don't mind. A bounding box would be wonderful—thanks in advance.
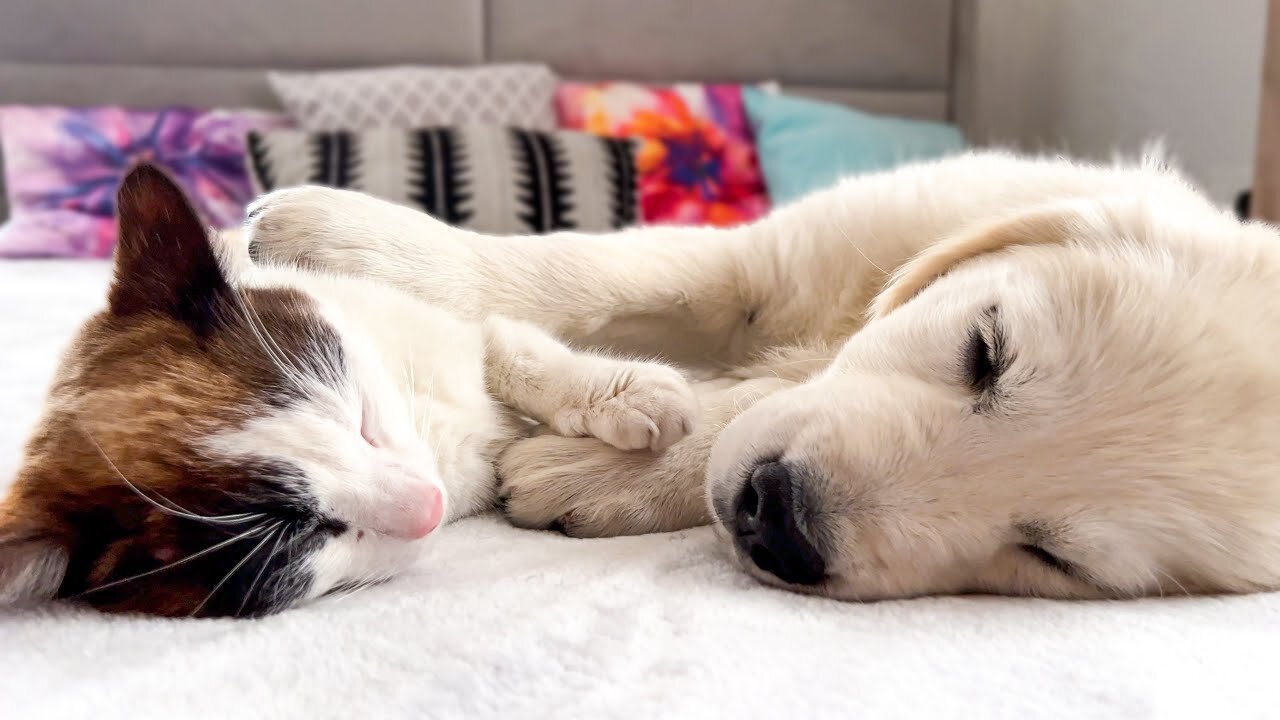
[246,125,639,234]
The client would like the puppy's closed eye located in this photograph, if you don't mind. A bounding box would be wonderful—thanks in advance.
[964,305,1009,399]
[1014,521,1085,580]
[1018,543,1075,576]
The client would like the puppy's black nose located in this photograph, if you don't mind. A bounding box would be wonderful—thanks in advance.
[733,460,826,585]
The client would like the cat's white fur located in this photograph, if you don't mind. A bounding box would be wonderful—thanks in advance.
[245,151,1280,600]
[214,234,698,599]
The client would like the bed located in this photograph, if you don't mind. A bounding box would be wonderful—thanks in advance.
[2,2,1279,717]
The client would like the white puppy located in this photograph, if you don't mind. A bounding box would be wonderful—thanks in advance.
[248,151,1280,601]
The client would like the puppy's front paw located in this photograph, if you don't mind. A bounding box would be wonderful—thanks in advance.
[556,363,698,452]
[497,434,701,537]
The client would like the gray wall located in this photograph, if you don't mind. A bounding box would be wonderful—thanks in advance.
[966,0,1267,203]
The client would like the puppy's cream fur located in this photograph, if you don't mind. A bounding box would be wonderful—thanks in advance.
[248,151,1280,600]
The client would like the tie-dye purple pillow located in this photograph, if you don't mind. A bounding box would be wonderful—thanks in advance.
[0,106,291,258]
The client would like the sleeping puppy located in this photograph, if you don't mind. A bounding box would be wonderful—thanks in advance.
[248,150,1280,601]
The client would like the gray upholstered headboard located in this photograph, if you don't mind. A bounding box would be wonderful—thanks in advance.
[0,0,977,219]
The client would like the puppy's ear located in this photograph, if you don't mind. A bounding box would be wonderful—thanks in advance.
[871,200,1091,318]
[109,164,231,336]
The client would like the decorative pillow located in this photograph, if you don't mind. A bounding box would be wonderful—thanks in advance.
[246,125,639,234]
[0,106,290,258]
[555,82,769,227]
[268,64,558,132]
[743,88,967,205]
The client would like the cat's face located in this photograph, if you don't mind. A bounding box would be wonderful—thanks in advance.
[0,166,444,617]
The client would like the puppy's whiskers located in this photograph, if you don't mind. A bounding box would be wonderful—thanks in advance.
[1155,568,1192,598]
[834,197,887,276]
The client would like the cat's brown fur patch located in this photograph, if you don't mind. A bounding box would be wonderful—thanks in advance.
[0,165,343,616]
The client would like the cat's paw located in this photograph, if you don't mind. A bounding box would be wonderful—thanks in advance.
[497,434,706,537]
[555,363,698,452]
[243,185,381,271]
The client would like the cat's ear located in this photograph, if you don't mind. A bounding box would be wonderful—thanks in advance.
[0,522,68,606]
[109,164,231,336]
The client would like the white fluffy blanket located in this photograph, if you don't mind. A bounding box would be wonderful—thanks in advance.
[2,261,1276,719]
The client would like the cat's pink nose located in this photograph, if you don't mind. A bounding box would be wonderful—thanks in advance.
[403,485,444,539]
[372,484,445,540]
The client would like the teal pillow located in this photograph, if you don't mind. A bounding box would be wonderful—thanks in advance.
[743,87,966,205]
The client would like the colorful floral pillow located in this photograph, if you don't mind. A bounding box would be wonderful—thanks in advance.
[0,106,291,258]
[555,83,769,227]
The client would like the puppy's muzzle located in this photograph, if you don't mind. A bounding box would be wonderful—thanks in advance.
[733,460,826,585]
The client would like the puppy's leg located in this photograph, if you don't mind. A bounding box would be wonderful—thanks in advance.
[245,186,758,363]
[498,375,797,536]
[248,155,1138,366]
[482,316,697,452]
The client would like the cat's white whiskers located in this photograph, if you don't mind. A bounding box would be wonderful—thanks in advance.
[236,522,291,616]
[228,288,312,391]
[73,520,275,598]
[241,290,308,381]
[418,365,438,439]
[80,424,263,526]
[325,571,392,606]
[190,520,285,617]
[406,364,415,421]
[431,410,448,468]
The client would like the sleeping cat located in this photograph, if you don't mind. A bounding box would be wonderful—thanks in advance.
[0,165,696,617]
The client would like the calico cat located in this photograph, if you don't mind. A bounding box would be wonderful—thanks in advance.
[0,165,696,617]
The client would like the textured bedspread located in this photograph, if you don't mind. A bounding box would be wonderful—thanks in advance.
[2,260,1278,719]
